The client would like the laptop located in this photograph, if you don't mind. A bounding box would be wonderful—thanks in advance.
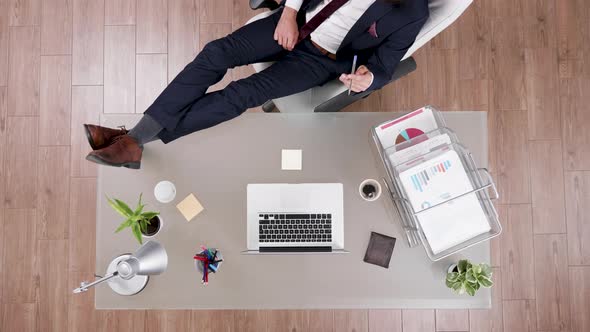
[244,183,347,254]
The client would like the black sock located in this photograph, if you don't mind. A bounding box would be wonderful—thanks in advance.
[128,114,163,145]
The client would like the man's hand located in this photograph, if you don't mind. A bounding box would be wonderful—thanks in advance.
[339,65,374,93]
[274,7,299,51]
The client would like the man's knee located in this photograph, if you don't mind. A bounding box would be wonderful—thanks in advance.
[196,37,239,69]
[201,38,226,56]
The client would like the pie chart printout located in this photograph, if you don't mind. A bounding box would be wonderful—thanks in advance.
[395,128,425,145]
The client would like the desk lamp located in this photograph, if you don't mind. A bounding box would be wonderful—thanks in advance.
[73,241,168,296]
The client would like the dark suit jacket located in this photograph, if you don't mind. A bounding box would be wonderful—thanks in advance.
[285,0,429,91]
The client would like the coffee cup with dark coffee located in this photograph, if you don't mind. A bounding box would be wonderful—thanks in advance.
[359,179,382,202]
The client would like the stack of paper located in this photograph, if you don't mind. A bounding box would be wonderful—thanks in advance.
[399,150,491,254]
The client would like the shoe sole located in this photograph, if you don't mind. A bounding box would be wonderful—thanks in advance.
[85,154,141,169]
[83,124,99,150]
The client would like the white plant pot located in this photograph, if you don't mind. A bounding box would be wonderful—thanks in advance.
[141,216,163,239]
[447,263,458,274]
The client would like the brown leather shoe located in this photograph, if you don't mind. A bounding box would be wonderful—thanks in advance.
[86,135,143,169]
[83,124,129,150]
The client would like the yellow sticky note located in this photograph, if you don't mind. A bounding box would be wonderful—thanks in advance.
[176,193,204,222]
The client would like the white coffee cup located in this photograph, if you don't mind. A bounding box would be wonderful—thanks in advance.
[154,181,177,203]
[359,179,382,202]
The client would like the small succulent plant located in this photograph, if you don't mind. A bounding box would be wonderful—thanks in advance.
[446,259,493,296]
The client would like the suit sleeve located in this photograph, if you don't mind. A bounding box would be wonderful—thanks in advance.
[365,16,428,91]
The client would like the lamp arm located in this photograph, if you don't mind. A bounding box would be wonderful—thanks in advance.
[73,272,119,294]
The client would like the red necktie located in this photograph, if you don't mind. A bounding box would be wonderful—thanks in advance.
[297,0,350,43]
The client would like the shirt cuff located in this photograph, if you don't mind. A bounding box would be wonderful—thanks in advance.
[285,0,303,11]
[367,71,374,89]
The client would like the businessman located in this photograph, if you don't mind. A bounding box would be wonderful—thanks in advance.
[84,0,429,169]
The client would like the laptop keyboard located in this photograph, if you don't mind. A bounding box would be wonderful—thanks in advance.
[258,213,332,243]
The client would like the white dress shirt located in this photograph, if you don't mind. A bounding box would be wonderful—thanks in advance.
[286,0,376,54]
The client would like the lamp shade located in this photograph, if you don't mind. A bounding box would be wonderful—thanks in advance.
[117,241,168,279]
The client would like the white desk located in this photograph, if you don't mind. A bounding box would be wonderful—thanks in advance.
[95,112,491,309]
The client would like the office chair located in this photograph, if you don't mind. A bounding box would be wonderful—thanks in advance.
[247,0,473,113]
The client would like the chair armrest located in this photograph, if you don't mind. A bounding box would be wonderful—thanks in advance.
[313,57,417,113]
[250,0,280,10]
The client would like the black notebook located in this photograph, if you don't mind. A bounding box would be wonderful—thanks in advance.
[363,232,396,268]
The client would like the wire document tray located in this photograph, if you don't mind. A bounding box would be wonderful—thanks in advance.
[371,106,502,261]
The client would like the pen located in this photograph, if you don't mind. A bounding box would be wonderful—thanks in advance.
[194,255,208,262]
[348,55,358,96]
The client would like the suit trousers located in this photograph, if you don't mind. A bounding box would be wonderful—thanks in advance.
[146,10,352,143]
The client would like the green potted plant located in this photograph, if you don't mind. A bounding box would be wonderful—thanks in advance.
[107,194,162,244]
[445,259,493,296]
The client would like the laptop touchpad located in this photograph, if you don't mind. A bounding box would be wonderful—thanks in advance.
[280,187,310,210]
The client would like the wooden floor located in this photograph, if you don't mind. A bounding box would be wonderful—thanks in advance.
[0,0,589,331]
